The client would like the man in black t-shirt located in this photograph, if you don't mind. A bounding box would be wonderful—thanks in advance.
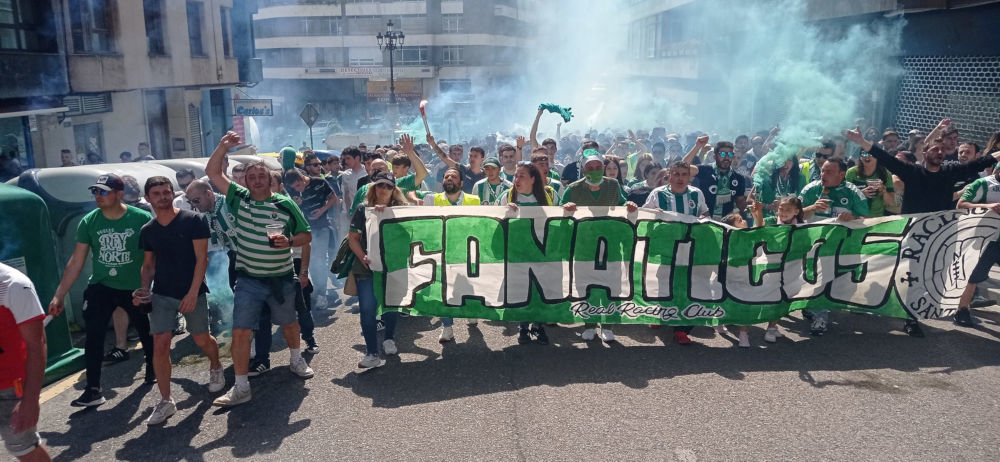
[284,166,339,304]
[137,176,224,426]
[684,138,747,218]
[427,133,485,193]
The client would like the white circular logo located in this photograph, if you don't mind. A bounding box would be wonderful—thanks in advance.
[109,268,118,276]
[732,179,739,187]
[895,210,1000,318]
[688,200,696,208]
[840,197,849,205]
[709,185,718,194]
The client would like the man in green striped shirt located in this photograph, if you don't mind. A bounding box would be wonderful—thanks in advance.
[206,132,315,408]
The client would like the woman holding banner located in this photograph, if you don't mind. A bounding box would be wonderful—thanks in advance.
[348,171,407,369]
[502,161,554,344]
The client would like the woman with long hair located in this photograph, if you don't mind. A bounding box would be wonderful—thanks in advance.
[845,150,895,217]
[629,154,654,187]
[348,171,408,368]
[603,155,626,186]
[501,162,552,344]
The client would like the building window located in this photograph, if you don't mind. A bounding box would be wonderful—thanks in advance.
[441,46,463,65]
[144,0,167,55]
[0,117,30,179]
[69,0,114,54]
[186,2,205,57]
[349,47,380,67]
[440,79,472,95]
[442,14,462,33]
[220,7,232,57]
[0,0,57,52]
[394,46,428,66]
[74,121,106,164]
[259,48,303,67]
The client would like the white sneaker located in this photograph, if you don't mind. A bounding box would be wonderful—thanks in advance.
[738,331,750,348]
[146,399,176,426]
[468,319,479,326]
[764,326,780,343]
[599,328,615,342]
[249,340,256,360]
[289,356,314,378]
[358,354,384,369]
[439,326,454,343]
[213,385,251,407]
[714,325,729,334]
[581,328,597,341]
[383,339,398,355]
[208,368,225,393]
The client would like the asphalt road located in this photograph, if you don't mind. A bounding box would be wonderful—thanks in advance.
[34,294,1000,461]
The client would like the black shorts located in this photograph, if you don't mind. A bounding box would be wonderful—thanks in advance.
[969,240,1000,285]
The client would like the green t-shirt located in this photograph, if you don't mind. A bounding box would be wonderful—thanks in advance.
[548,170,561,181]
[225,182,310,277]
[76,205,152,290]
[798,180,870,221]
[752,171,807,217]
[844,167,894,218]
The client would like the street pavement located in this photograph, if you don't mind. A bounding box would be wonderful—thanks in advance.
[34,293,1000,461]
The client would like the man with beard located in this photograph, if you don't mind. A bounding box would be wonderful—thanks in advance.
[682,137,747,218]
[137,177,224,425]
[424,168,480,343]
[561,155,639,343]
[206,132,314,407]
[846,121,999,336]
[49,174,155,408]
[183,180,236,336]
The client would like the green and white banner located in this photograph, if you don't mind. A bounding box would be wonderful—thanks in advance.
[367,207,1000,326]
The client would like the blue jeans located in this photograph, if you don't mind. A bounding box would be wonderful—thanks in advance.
[309,225,332,297]
[358,277,398,355]
[253,259,315,365]
[441,317,453,327]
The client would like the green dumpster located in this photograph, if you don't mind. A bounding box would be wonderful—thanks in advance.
[0,183,85,384]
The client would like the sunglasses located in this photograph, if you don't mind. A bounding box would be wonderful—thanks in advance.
[375,183,394,190]
[90,188,111,196]
[860,151,871,158]
[717,151,735,158]
[814,153,829,159]
[306,162,321,167]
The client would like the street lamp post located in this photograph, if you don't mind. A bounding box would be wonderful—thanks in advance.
[376,20,405,105]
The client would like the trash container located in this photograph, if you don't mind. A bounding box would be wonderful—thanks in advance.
[0,183,85,384]
[13,163,180,327]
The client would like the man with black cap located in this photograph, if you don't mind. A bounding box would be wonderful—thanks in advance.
[562,154,639,343]
[48,173,156,408]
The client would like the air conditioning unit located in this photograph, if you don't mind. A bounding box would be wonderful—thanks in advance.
[239,58,264,84]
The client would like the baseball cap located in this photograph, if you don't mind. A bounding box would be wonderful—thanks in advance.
[90,173,125,192]
[483,158,501,168]
[371,170,396,187]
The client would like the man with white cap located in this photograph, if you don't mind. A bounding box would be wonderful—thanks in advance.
[561,153,638,343]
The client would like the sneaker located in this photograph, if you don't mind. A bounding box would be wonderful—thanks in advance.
[810,318,827,336]
[714,325,729,335]
[439,326,454,343]
[103,348,130,364]
[71,388,106,407]
[468,319,479,326]
[581,328,597,341]
[764,327,780,344]
[289,356,314,378]
[518,328,532,344]
[145,399,176,426]
[213,385,251,407]
[674,331,692,345]
[382,339,398,355]
[801,310,814,320]
[208,368,225,393]
[738,331,750,348]
[376,317,385,331]
[972,294,992,308]
[599,328,615,343]
[304,340,320,354]
[532,326,549,345]
[904,319,925,338]
[358,353,384,369]
[247,361,270,378]
[953,308,976,327]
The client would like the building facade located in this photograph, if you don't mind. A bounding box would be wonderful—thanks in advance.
[0,0,261,174]
[250,0,531,148]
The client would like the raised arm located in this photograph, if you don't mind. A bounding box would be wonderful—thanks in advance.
[516,136,528,162]
[845,127,914,180]
[530,109,544,150]
[682,135,709,165]
[207,131,242,193]
[425,133,457,169]
[400,134,428,186]
[628,130,648,156]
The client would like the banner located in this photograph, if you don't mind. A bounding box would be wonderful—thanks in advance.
[367,207,1000,326]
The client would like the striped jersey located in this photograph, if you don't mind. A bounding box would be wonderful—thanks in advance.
[472,177,512,205]
[961,175,1000,204]
[225,182,310,277]
[643,185,709,217]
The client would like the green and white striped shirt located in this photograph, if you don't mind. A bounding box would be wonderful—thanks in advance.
[472,178,512,205]
[643,185,708,217]
[225,182,310,277]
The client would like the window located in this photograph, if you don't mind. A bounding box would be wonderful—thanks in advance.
[442,14,462,33]
[74,122,106,164]
[394,46,428,66]
[220,7,232,57]
[144,0,167,55]
[259,48,303,67]
[440,79,471,95]
[69,0,114,54]
[186,2,204,57]
[349,47,380,67]
[0,0,57,52]
[441,46,463,65]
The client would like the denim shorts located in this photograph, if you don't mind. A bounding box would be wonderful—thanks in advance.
[149,293,210,335]
[233,275,297,330]
[0,387,40,457]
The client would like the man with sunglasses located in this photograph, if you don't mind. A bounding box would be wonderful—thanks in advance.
[804,140,837,183]
[48,174,156,408]
[289,155,340,308]
[683,137,747,217]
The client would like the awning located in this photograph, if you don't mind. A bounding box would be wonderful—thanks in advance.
[0,106,69,119]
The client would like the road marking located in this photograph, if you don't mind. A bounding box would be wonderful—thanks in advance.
[40,370,84,404]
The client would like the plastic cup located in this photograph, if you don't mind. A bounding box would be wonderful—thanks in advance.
[266,224,283,247]
[132,289,152,304]
[867,179,882,190]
